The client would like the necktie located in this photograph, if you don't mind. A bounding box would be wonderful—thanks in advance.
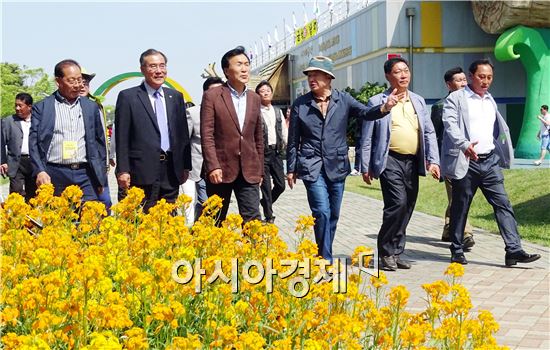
[154,90,170,151]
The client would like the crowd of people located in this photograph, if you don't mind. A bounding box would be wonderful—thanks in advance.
[0,47,543,269]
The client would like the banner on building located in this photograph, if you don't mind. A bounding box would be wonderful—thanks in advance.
[295,19,318,46]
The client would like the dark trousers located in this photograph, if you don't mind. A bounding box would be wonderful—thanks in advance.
[46,163,99,202]
[134,154,179,213]
[260,148,286,220]
[206,171,260,225]
[449,153,522,254]
[9,156,37,202]
[378,152,419,257]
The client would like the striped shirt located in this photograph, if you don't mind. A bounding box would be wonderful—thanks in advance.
[47,92,87,164]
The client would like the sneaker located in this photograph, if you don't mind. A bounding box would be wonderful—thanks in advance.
[534,160,542,166]
[350,169,361,176]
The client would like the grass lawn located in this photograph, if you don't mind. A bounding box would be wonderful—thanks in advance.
[345,168,550,247]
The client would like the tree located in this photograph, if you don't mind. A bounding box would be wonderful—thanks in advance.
[0,62,55,117]
[345,81,387,145]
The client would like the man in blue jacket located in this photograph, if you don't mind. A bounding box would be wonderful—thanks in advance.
[286,56,383,262]
[361,57,440,271]
[29,59,107,201]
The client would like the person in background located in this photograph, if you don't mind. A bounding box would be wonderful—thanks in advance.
[256,80,286,223]
[79,69,112,211]
[534,104,550,166]
[1,93,37,201]
[180,76,223,225]
[431,67,474,248]
[442,58,540,266]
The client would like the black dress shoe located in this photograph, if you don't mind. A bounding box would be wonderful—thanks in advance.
[395,255,411,269]
[451,253,468,265]
[267,216,276,224]
[380,256,397,271]
[505,250,541,266]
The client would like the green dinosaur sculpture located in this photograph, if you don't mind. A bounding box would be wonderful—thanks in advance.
[495,25,550,159]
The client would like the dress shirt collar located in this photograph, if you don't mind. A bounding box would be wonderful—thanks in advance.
[54,90,80,105]
[261,104,273,111]
[144,81,163,97]
[227,82,247,98]
[465,85,492,100]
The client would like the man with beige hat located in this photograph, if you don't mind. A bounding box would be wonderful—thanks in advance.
[286,56,384,262]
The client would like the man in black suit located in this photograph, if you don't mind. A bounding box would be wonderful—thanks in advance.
[29,59,106,201]
[115,48,191,212]
[1,93,37,201]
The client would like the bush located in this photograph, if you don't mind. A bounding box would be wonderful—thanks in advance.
[0,185,506,349]
[345,82,387,146]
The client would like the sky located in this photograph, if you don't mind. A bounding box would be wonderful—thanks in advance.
[1,0,320,106]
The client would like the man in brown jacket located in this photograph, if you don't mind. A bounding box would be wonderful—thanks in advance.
[200,46,264,224]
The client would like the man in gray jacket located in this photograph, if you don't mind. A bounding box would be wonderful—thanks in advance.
[442,58,540,266]
[361,57,440,271]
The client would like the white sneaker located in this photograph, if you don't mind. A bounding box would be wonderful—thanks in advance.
[534,160,542,166]
[350,169,360,176]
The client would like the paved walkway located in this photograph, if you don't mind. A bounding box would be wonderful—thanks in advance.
[2,172,548,349]
[271,181,549,350]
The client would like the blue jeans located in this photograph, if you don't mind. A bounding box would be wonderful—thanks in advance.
[303,169,345,261]
[195,179,207,222]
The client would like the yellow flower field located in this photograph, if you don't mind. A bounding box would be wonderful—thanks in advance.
[0,185,507,349]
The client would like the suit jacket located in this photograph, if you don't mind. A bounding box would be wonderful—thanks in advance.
[115,83,191,185]
[360,89,439,178]
[200,84,264,184]
[29,92,107,186]
[441,88,513,180]
[1,115,28,178]
[287,89,382,183]
[186,105,202,182]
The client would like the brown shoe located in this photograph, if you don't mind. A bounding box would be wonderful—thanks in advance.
[395,256,411,269]
[380,256,397,271]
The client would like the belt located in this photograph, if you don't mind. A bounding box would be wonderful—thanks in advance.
[267,145,277,150]
[389,150,416,160]
[160,151,172,161]
[47,162,88,170]
[476,151,494,160]
[20,154,30,158]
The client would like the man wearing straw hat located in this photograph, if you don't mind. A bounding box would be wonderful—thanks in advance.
[286,56,384,262]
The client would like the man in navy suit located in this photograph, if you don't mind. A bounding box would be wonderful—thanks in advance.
[115,49,191,212]
[29,59,106,201]
[286,56,383,262]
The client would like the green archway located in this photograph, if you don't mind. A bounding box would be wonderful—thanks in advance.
[92,72,193,103]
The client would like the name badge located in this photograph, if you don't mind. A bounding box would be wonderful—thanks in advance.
[62,141,78,160]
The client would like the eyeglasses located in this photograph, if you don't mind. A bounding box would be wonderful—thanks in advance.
[63,77,83,86]
[145,63,167,71]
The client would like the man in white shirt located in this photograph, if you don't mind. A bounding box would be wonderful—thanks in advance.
[442,58,541,266]
[1,93,37,201]
[255,80,286,223]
